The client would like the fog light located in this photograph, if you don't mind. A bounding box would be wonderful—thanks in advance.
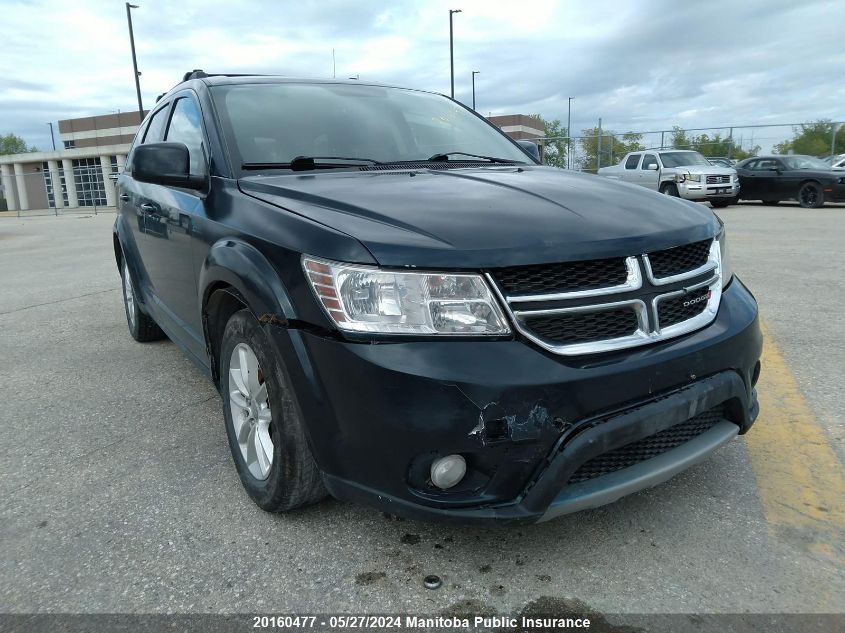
[430,454,466,490]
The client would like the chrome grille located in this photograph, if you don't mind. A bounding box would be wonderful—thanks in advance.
[706,175,731,185]
[489,238,722,355]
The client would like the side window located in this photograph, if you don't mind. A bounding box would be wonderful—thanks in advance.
[165,97,207,176]
[124,118,150,171]
[641,154,658,170]
[625,154,641,169]
[743,159,758,171]
[756,159,778,171]
[143,105,170,144]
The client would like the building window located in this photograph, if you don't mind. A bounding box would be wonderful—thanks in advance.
[63,140,75,149]
[41,162,69,208]
[72,157,107,207]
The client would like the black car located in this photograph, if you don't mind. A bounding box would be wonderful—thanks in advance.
[113,71,762,523]
[734,154,845,208]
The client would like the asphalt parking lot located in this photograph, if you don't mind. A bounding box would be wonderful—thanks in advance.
[1,203,843,618]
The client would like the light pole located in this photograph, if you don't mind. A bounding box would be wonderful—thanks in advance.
[125,3,144,121]
[566,97,573,169]
[471,70,480,110]
[47,122,55,151]
[449,9,461,99]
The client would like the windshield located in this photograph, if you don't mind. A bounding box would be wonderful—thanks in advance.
[780,155,830,170]
[659,151,713,168]
[211,82,529,169]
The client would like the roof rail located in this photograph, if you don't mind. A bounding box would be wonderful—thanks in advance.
[183,69,209,81]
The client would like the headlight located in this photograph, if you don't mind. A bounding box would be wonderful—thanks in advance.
[717,227,733,288]
[302,256,510,335]
[686,173,701,182]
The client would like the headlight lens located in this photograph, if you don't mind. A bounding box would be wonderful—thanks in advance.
[302,256,510,335]
[717,227,732,288]
[686,173,702,182]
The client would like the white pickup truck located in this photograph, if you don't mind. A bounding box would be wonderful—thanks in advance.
[597,149,739,208]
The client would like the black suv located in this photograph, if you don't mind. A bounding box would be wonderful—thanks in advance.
[113,72,762,523]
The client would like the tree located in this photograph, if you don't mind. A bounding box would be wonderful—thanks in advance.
[0,133,36,155]
[531,114,568,168]
[772,120,845,157]
[578,127,644,171]
[669,126,757,160]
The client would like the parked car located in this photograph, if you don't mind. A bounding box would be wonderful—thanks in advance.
[114,71,762,523]
[733,155,845,208]
[708,157,735,168]
[598,149,739,208]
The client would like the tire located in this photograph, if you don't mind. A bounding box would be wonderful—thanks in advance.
[797,181,824,209]
[660,183,680,197]
[710,199,731,208]
[220,309,326,512]
[761,200,779,206]
[121,260,165,342]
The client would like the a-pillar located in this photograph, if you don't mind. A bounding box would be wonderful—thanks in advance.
[0,164,18,211]
[47,159,65,209]
[99,155,117,208]
[13,163,29,211]
[62,158,78,208]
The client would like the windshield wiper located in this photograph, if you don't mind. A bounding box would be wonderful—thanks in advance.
[427,151,520,164]
[242,156,383,171]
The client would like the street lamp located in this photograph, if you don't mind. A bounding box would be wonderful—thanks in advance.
[471,70,480,110]
[567,97,573,169]
[125,3,144,121]
[449,9,462,99]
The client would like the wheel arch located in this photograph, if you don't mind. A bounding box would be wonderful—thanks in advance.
[199,238,296,384]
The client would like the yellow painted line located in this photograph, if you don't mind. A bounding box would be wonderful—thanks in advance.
[745,320,845,560]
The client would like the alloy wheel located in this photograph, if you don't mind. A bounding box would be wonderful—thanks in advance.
[228,343,274,480]
[123,262,136,329]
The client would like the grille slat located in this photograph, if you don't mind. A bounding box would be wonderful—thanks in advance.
[523,308,639,345]
[567,406,726,484]
[647,239,712,278]
[657,289,711,328]
[493,257,628,296]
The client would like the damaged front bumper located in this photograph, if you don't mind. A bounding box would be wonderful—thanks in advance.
[271,278,762,523]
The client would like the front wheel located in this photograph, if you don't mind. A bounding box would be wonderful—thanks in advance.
[220,309,326,512]
[660,183,680,197]
[797,182,824,208]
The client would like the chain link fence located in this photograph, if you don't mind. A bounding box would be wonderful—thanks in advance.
[538,121,845,173]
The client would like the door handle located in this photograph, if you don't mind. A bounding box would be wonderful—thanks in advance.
[119,193,130,202]
[139,203,157,213]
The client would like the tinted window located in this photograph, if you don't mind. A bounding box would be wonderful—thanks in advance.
[166,97,206,175]
[754,159,781,171]
[211,83,528,169]
[143,105,170,144]
[641,154,658,170]
[625,154,641,169]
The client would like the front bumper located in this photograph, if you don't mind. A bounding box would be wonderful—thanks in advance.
[679,180,740,200]
[270,278,761,523]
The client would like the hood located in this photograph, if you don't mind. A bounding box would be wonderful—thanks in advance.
[239,166,720,268]
[669,165,737,176]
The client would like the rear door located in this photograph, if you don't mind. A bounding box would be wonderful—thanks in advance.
[622,153,641,183]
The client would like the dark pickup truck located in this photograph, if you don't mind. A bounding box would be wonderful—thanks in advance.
[113,71,762,523]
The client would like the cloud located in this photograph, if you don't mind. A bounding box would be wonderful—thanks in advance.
[1,0,842,152]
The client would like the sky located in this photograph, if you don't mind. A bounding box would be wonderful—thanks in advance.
[1,0,843,153]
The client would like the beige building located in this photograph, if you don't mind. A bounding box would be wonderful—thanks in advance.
[0,111,146,212]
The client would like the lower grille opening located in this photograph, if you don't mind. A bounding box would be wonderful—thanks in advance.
[567,405,726,484]
[523,307,639,345]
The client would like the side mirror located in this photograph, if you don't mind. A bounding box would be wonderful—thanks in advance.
[647,163,658,170]
[132,142,205,189]
[516,140,541,164]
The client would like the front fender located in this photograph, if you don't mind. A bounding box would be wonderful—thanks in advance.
[199,237,295,320]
